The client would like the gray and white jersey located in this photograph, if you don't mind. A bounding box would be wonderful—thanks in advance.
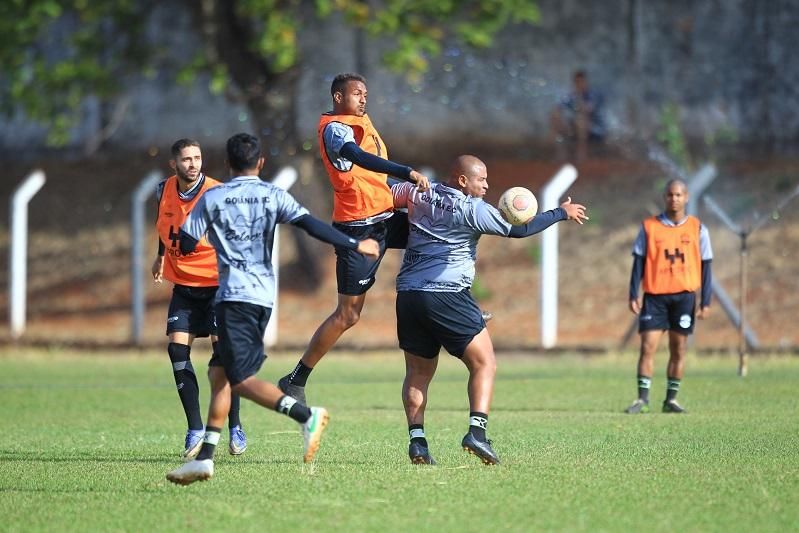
[632,213,713,260]
[392,181,512,292]
[322,122,356,173]
[181,176,309,308]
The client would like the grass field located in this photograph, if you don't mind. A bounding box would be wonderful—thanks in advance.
[1,348,797,532]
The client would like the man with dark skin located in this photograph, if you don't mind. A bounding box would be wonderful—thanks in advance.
[626,179,713,414]
[392,155,588,465]
[278,73,431,403]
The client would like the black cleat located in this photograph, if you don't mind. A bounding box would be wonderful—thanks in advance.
[662,399,687,413]
[624,399,651,414]
[481,310,494,323]
[462,433,500,465]
[409,441,436,465]
[278,375,306,406]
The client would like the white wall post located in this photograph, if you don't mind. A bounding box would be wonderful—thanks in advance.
[264,166,298,347]
[539,164,578,348]
[9,170,46,339]
[131,171,163,345]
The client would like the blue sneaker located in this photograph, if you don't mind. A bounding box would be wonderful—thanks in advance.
[229,425,247,455]
[183,429,204,459]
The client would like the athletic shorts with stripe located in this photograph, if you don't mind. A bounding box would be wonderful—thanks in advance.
[638,292,696,334]
[166,284,218,339]
[333,211,408,295]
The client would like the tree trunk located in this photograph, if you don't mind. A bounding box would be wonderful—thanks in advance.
[194,0,331,290]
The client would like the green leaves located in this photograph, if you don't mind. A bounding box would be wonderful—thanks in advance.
[3,0,539,146]
[345,0,541,81]
[1,0,148,146]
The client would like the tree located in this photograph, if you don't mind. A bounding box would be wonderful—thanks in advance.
[2,0,538,285]
[1,0,539,156]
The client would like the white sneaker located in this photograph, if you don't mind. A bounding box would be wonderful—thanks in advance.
[166,459,214,485]
[302,407,329,463]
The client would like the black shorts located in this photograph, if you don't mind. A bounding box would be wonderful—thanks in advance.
[166,285,218,337]
[639,292,696,335]
[214,301,271,386]
[396,289,486,359]
[333,211,408,295]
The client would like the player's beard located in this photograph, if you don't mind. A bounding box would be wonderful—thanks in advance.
[176,169,200,187]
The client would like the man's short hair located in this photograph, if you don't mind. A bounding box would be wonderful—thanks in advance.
[171,138,201,158]
[226,133,261,172]
[331,73,367,96]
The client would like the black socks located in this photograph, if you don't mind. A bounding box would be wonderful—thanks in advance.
[168,343,202,430]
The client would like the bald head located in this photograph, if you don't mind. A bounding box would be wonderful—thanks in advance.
[663,178,689,219]
[664,179,688,194]
[448,155,489,198]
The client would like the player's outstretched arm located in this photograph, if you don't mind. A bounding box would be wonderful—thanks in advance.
[507,198,588,238]
[507,208,566,238]
[292,214,379,258]
[560,196,589,224]
[339,143,430,191]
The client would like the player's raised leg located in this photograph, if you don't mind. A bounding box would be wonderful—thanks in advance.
[234,376,329,463]
[279,291,367,405]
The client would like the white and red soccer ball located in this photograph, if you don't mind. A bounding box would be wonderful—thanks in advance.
[498,186,538,225]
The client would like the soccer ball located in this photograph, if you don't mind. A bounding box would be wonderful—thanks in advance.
[498,187,538,225]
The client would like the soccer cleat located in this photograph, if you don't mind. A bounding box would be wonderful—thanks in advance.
[662,400,687,413]
[462,433,500,465]
[409,441,436,465]
[624,399,650,414]
[302,407,329,463]
[481,310,494,323]
[183,429,205,459]
[166,459,214,485]
[228,425,247,456]
[278,375,307,406]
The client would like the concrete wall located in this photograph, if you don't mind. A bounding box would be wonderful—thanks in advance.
[2,0,797,154]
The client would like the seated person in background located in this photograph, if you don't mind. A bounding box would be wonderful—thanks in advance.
[549,70,606,159]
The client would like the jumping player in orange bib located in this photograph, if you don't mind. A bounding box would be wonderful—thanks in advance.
[277,73,432,404]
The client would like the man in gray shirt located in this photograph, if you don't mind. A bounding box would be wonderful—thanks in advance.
[166,133,379,485]
[392,155,588,465]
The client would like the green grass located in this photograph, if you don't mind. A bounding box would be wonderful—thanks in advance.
[1,349,798,532]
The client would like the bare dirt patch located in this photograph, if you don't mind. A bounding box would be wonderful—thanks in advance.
[1,151,797,352]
